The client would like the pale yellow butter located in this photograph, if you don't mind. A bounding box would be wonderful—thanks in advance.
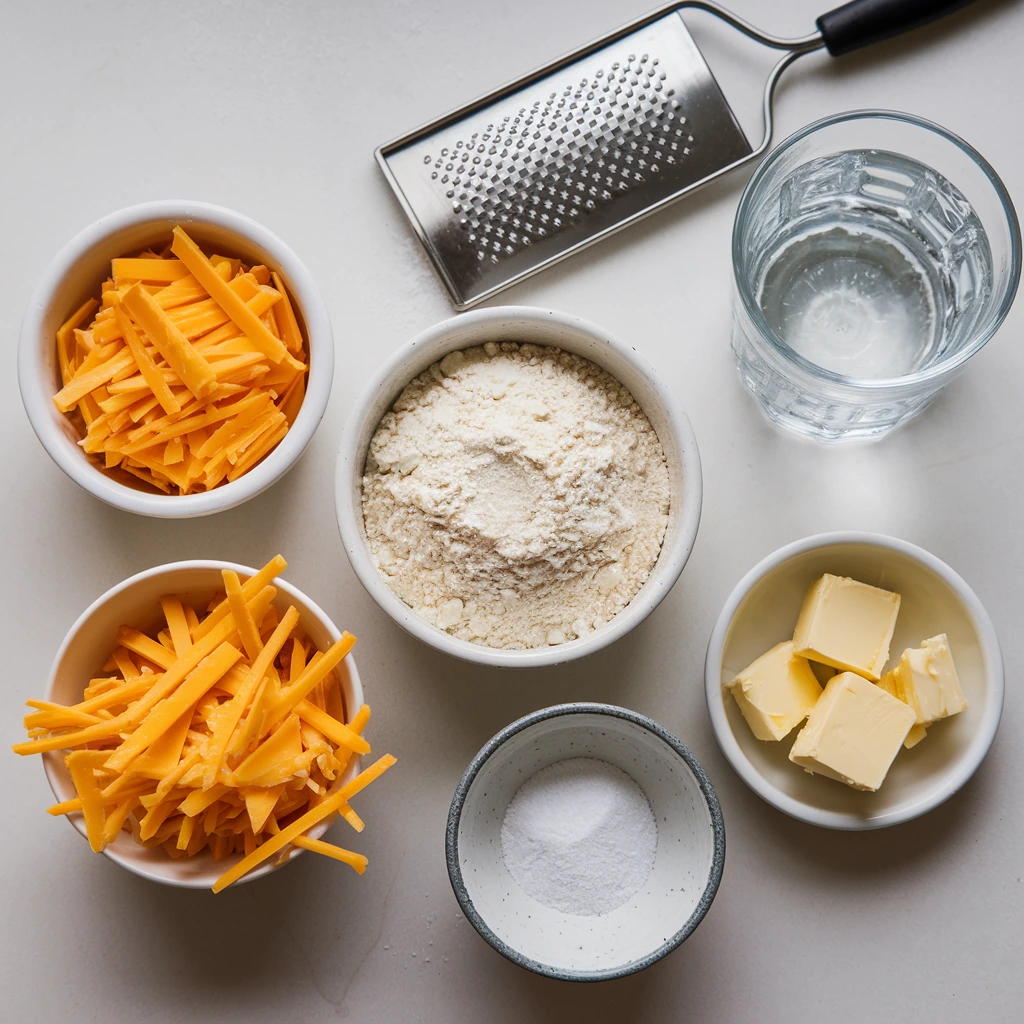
[878,633,967,726]
[789,671,915,791]
[903,724,928,749]
[792,574,900,681]
[725,641,822,742]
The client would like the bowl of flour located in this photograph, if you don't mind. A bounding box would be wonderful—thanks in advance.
[336,307,702,668]
[446,703,725,980]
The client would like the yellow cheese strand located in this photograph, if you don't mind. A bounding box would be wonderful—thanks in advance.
[291,836,367,873]
[53,349,134,412]
[160,597,192,658]
[111,258,189,283]
[117,626,176,670]
[120,282,216,400]
[101,796,139,846]
[212,754,396,893]
[176,814,195,851]
[171,226,287,364]
[295,702,370,756]
[194,556,286,641]
[179,785,230,818]
[269,271,304,354]
[223,570,262,662]
[113,305,181,416]
[66,751,109,853]
[57,298,100,387]
[243,785,285,834]
[47,797,83,816]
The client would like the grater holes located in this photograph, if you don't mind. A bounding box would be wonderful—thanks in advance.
[424,47,692,266]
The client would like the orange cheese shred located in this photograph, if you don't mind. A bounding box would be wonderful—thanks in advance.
[291,835,368,873]
[270,271,305,354]
[120,283,217,401]
[114,305,181,416]
[171,227,288,364]
[111,258,190,283]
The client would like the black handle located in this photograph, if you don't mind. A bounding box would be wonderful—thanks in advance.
[816,0,979,57]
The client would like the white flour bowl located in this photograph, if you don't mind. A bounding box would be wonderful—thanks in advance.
[335,306,702,668]
[446,704,725,980]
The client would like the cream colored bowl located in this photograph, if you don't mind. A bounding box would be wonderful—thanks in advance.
[39,560,363,888]
[336,306,702,668]
[18,201,333,518]
[705,533,1004,830]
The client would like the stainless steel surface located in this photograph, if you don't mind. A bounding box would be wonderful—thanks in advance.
[377,2,824,310]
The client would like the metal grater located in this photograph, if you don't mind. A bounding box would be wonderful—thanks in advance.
[377,0,978,309]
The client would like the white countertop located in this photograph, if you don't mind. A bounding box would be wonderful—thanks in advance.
[2,1,1021,1020]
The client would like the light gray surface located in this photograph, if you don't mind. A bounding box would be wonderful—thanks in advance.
[2,1,1021,1021]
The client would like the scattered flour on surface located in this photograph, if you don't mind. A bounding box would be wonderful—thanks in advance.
[360,342,670,650]
[500,757,658,916]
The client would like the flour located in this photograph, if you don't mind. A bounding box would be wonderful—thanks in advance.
[360,342,670,650]
[500,757,658,916]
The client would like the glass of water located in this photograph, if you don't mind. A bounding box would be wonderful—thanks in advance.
[731,110,1020,441]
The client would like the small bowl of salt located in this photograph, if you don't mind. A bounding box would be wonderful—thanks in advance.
[446,703,725,981]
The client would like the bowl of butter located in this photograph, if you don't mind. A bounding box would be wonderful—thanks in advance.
[704,533,1003,830]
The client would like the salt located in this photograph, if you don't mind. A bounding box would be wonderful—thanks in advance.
[500,757,657,917]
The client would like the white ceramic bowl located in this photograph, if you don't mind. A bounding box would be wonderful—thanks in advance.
[336,306,702,668]
[705,533,1004,830]
[39,560,364,888]
[18,201,334,518]
[446,703,725,981]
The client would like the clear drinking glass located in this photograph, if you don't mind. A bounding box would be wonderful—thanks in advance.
[731,111,1021,441]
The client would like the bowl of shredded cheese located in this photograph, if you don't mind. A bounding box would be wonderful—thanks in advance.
[14,556,399,890]
[336,306,702,668]
[18,201,334,517]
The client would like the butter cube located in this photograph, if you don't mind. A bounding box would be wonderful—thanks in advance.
[878,634,967,726]
[789,672,915,791]
[725,641,822,742]
[903,724,928,749]
[792,574,900,681]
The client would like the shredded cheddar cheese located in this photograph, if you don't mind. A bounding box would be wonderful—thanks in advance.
[53,230,309,495]
[13,556,394,891]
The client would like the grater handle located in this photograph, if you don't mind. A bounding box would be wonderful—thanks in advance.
[816,0,978,56]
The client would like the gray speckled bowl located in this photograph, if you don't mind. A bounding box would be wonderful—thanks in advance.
[446,704,725,981]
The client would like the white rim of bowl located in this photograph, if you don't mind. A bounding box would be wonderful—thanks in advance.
[40,559,363,888]
[335,305,703,669]
[704,532,1005,830]
[18,200,334,518]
